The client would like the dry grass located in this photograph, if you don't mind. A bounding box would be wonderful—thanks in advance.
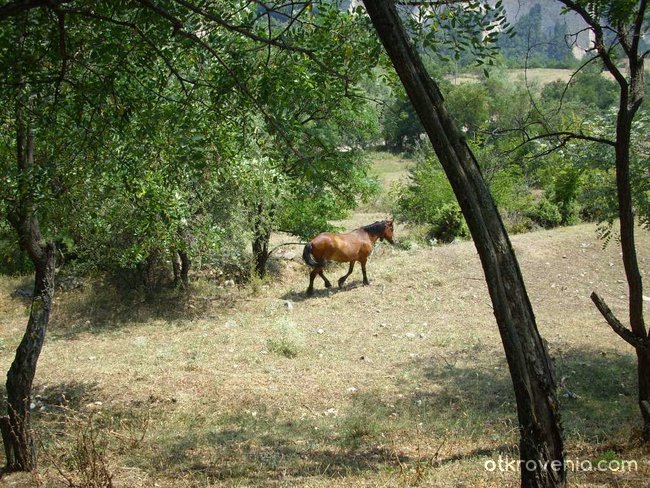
[1,222,649,487]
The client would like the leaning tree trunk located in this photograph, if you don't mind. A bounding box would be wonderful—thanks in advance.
[363,2,565,486]
[1,121,56,472]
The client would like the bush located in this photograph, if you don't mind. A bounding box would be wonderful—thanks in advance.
[0,225,32,275]
[394,157,456,225]
[428,203,469,243]
[527,197,563,229]
[502,210,535,234]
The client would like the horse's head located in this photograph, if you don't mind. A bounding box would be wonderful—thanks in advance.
[382,219,395,244]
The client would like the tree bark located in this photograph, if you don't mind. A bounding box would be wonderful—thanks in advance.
[252,230,270,278]
[252,202,271,278]
[179,250,190,287]
[172,250,182,285]
[363,2,565,486]
[613,69,650,441]
[3,119,56,472]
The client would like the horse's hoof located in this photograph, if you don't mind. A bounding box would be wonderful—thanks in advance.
[338,279,345,288]
[306,288,314,296]
[363,281,370,286]
[325,281,332,289]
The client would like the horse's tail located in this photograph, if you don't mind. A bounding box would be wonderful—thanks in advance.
[302,242,323,268]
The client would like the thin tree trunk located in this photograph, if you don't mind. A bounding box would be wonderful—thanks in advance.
[252,231,270,278]
[614,91,649,439]
[179,250,190,287]
[252,202,271,278]
[557,0,649,441]
[2,120,56,472]
[363,2,564,486]
[172,250,182,285]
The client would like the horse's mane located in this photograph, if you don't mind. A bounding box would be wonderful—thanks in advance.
[361,220,386,236]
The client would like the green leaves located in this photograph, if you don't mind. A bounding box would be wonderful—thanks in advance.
[400,0,511,71]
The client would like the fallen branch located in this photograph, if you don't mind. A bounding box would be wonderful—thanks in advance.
[268,241,305,257]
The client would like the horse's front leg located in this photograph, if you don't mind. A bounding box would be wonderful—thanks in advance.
[338,261,355,288]
[360,258,369,286]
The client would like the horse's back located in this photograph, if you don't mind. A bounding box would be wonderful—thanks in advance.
[310,231,370,263]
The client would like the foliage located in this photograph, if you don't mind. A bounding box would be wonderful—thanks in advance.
[527,197,563,229]
[394,155,469,243]
[541,66,619,111]
[428,203,469,243]
[0,1,384,282]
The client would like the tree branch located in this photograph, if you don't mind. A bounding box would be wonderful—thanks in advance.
[0,0,71,22]
[557,0,627,88]
[591,292,650,351]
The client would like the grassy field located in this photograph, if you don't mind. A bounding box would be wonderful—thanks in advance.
[446,68,575,87]
[1,154,649,487]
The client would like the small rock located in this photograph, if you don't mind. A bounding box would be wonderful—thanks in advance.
[316,328,324,334]
[224,279,235,287]
[284,300,294,310]
[347,387,358,394]
[324,408,338,417]
[405,332,416,339]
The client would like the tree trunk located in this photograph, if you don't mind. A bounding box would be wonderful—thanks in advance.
[3,120,56,472]
[172,250,182,285]
[556,0,649,441]
[179,250,190,287]
[252,202,271,278]
[252,231,270,278]
[363,2,565,486]
[614,87,649,440]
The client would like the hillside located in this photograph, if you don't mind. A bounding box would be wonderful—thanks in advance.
[1,222,649,487]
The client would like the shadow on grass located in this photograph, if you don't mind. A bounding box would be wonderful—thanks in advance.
[0,381,99,417]
[4,345,637,484]
[142,407,515,485]
[411,345,639,443]
[281,280,370,303]
[48,281,238,339]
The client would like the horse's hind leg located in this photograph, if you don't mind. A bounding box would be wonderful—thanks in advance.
[318,268,332,288]
[338,261,355,288]
[307,268,319,295]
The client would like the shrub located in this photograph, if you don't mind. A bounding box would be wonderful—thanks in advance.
[394,157,456,225]
[527,197,563,229]
[428,203,469,243]
[0,225,32,275]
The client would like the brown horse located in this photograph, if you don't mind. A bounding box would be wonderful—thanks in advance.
[302,219,394,295]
